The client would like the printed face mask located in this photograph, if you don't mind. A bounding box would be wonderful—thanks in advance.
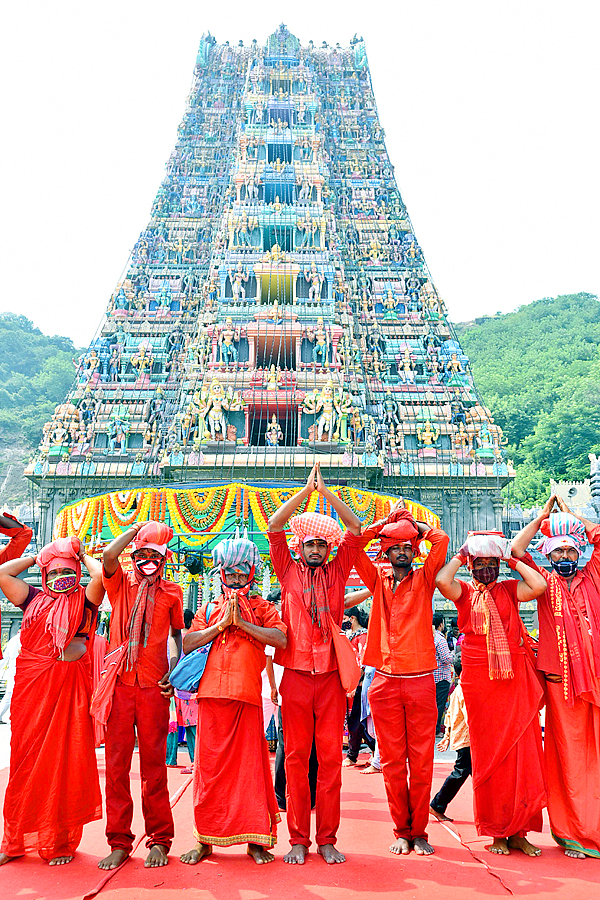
[551,558,578,578]
[472,564,499,585]
[47,573,78,593]
[135,558,161,577]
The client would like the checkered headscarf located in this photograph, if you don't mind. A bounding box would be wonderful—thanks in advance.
[289,512,343,553]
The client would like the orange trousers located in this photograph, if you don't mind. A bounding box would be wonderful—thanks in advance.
[280,668,346,848]
[369,672,437,841]
[105,681,174,853]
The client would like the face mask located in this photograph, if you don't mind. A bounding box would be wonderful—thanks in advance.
[47,573,78,593]
[135,559,161,577]
[551,558,578,578]
[472,565,499,585]
[342,621,352,631]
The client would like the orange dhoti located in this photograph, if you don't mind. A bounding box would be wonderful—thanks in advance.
[193,697,280,848]
[461,643,546,838]
[1,648,102,860]
[545,680,600,857]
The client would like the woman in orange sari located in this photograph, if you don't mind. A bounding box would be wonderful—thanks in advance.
[436,531,547,856]
[0,536,104,866]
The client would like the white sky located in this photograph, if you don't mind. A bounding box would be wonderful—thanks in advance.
[0,0,598,347]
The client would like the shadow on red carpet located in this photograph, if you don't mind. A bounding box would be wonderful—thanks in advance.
[0,754,596,899]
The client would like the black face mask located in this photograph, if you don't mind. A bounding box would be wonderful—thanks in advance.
[551,558,578,578]
[472,565,499,585]
[342,621,352,631]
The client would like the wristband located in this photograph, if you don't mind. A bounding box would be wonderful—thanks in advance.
[507,557,519,571]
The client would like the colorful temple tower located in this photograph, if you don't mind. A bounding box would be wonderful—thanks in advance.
[27,25,512,555]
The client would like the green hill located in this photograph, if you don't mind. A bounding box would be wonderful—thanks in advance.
[0,313,78,507]
[457,292,600,505]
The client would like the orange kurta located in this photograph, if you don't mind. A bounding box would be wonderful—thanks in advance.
[354,528,448,842]
[188,592,286,847]
[355,527,449,674]
[1,587,101,860]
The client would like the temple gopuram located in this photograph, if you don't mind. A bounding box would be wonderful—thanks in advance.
[26,25,512,581]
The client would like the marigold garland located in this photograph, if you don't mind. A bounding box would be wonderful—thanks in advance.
[53,484,439,548]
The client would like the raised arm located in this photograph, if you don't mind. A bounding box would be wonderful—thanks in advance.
[435,555,463,602]
[344,587,372,609]
[103,522,144,576]
[555,495,597,535]
[514,558,547,602]
[511,495,556,557]
[267,464,316,532]
[79,543,105,606]
[315,463,360,535]
[0,554,36,607]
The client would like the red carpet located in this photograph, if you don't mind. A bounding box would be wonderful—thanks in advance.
[0,753,597,899]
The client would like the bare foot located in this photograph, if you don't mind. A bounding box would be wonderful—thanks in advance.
[283,844,307,865]
[49,855,74,866]
[486,838,510,855]
[508,835,541,857]
[98,848,129,870]
[0,852,23,866]
[389,838,411,855]
[342,757,357,767]
[144,844,169,867]
[359,765,381,774]
[180,843,212,864]
[318,843,346,864]
[430,806,453,823]
[565,848,587,858]
[247,843,275,864]
[413,837,434,855]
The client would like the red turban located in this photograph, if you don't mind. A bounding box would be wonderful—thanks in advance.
[36,536,82,591]
[378,510,420,553]
[132,521,174,555]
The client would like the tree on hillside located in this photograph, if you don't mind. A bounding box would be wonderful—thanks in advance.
[458,292,600,505]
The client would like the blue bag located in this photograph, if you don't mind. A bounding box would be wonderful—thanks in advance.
[169,602,214,692]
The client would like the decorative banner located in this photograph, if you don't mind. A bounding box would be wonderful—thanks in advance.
[53,483,439,554]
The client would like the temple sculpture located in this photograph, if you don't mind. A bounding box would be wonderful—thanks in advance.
[26,25,512,549]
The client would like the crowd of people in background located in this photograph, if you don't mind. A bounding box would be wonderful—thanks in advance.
[0,475,598,871]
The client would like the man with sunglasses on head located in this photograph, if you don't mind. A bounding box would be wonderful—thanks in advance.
[96,521,184,871]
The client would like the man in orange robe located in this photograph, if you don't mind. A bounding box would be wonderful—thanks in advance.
[268,463,362,865]
[436,531,548,856]
[0,536,103,865]
[180,538,287,865]
[95,521,184,870]
[513,496,600,859]
[354,505,448,855]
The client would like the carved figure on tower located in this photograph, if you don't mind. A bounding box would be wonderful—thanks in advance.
[219,317,240,366]
[265,414,283,446]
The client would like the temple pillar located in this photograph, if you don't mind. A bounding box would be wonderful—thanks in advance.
[469,492,481,532]
[491,494,504,532]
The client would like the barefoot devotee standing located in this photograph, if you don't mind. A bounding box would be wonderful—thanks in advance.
[354,503,449,856]
[94,521,183,871]
[180,537,287,866]
[268,463,362,865]
[435,531,547,857]
[512,496,600,859]
[0,536,103,866]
